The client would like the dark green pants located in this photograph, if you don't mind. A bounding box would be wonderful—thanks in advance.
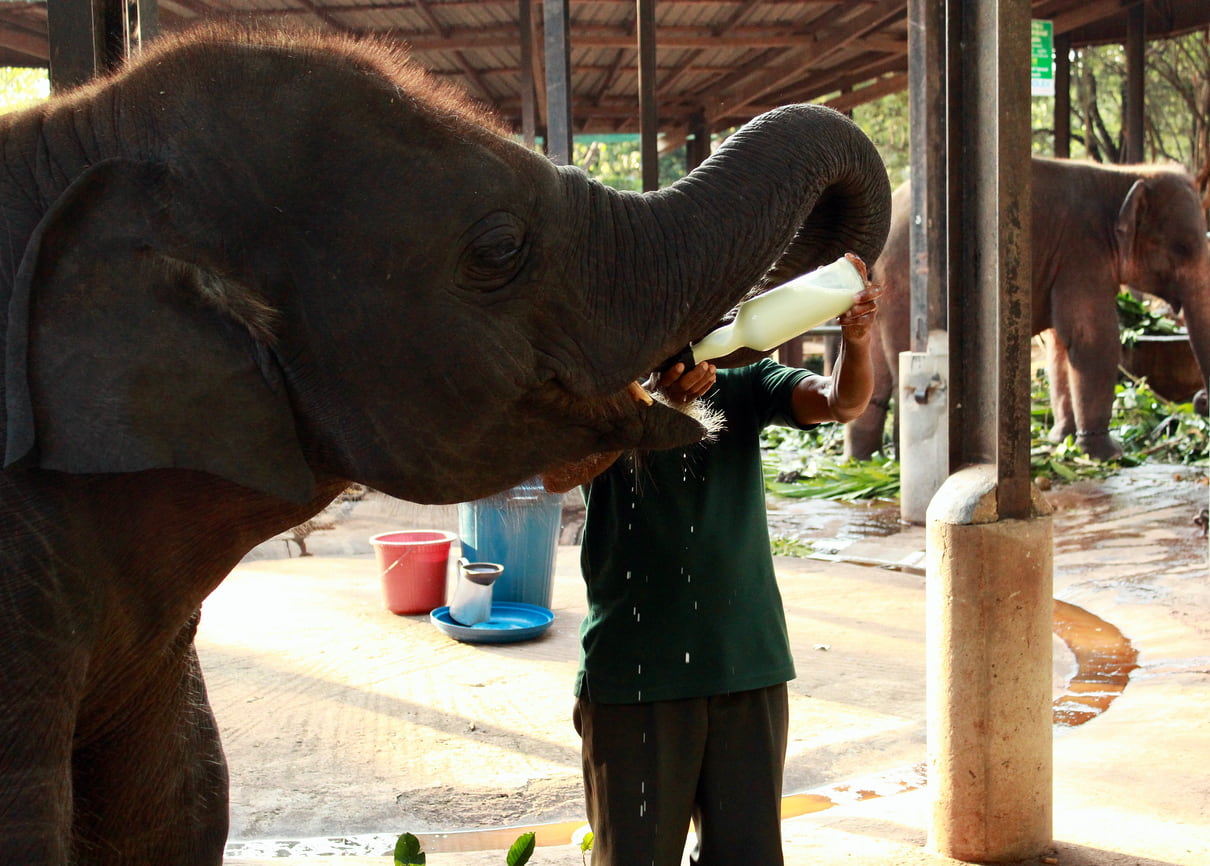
[574,683,789,866]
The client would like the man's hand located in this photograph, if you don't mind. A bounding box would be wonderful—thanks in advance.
[647,361,717,404]
[835,283,882,343]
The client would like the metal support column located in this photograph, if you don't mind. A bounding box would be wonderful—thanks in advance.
[519,0,537,149]
[1053,32,1070,158]
[637,0,658,191]
[685,111,709,170]
[1125,3,1146,163]
[48,0,157,92]
[897,0,949,524]
[543,0,573,164]
[927,0,1052,861]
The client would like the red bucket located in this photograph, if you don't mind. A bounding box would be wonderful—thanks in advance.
[370,530,456,615]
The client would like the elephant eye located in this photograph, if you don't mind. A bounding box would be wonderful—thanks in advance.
[458,212,527,291]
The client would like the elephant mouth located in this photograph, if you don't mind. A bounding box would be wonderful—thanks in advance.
[538,379,718,492]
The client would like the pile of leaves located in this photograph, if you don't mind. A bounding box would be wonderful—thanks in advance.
[1116,289,1182,346]
[762,367,1209,501]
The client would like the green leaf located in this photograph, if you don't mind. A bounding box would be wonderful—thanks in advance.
[394,832,426,865]
[506,832,536,866]
[579,830,595,854]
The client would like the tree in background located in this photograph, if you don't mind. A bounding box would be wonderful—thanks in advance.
[1063,29,1207,207]
[1144,29,1209,209]
[851,89,911,187]
[0,67,48,112]
[849,28,1208,211]
[574,137,686,190]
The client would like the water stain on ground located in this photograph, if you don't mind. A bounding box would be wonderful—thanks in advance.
[1052,599,1140,727]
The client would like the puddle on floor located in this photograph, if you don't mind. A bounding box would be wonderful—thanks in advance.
[765,495,904,557]
[1052,598,1139,727]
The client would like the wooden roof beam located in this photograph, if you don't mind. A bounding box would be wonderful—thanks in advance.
[655,0,763,96]
[1033,0,1133,35]
[371,23,899,51]
[0,25,48,63]
[698,0,905,123]
[290,0,351,33]
[823,69,907,111]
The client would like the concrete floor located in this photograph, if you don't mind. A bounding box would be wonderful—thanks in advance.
[210,465,1210,865]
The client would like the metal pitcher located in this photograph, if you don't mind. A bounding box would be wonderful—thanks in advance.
[449,558,503,626]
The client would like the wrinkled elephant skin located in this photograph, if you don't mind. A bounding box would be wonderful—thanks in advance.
[0,25,890,865]
[847,156,1210,461]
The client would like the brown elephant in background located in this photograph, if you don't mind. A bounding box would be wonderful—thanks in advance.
[0,24,891,866]
[845,156,1210,461]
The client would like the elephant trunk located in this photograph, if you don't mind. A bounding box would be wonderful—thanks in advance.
[565,103,891,394]
[1181,292,1210,399]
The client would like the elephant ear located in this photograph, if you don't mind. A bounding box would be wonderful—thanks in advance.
[1115,178,1146,280]
[4,157,316,503]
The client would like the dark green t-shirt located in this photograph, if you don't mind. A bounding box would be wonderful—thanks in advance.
[576,358,812,703]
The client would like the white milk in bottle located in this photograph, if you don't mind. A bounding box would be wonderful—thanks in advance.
[688,254,867,363]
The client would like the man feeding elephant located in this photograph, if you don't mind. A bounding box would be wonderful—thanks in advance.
[0,23,889,865]
[570,277,882,864]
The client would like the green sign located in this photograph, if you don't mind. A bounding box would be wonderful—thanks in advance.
[1031,19,1055,97]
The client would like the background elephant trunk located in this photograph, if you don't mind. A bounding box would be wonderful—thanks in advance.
[1181,294,1210,400]
[566,104,891,393]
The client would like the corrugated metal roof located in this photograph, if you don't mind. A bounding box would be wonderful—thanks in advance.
[0,0,1204,136]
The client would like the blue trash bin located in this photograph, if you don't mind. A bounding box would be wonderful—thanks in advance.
[457,479,564,609]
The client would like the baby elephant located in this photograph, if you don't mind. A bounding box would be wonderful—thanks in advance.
[0,22,892,866]
[847,156,1210,461]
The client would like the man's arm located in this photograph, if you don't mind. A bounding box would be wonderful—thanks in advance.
[791,284,882,425]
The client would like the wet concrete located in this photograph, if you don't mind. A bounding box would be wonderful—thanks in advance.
[214,463,1210,865]
[1052,599,1139,727]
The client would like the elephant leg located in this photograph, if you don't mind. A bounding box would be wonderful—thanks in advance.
[72,614,229,865]
[844,379,891,460]
[843,319,895,460]
[1044,330,1077,445]
[0,662,79,865]
[1055,312,1124,461]
[0,563,95,865]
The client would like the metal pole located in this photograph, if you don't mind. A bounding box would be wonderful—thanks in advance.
[897,0,950,525]
[946,0,1032,507]
[907,0,946,354]
[686,111,709,170]
[48,0,157,93]
[1053,32,1071,158]
[542,0,573,164]
[637,0,658,191]
[519,0,536,148]
[1125,3,1145,163]
[48,0,105,91]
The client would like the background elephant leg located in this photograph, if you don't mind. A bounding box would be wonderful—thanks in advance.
[1059,319,1124,460]
[844,374,892,459]
[843,320,894,460]
[73,617,229,865]
[1044,330,1077,444]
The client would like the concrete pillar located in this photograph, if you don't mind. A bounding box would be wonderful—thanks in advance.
[927,465,1053,861]
[899,346,949,524]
